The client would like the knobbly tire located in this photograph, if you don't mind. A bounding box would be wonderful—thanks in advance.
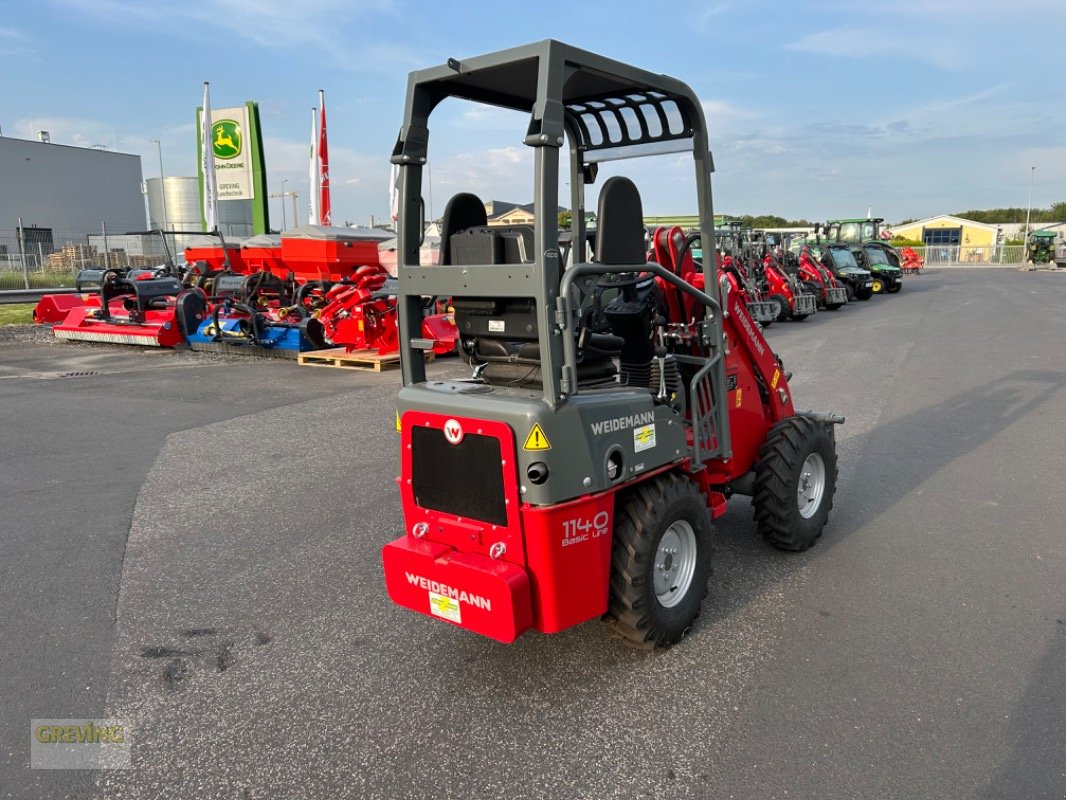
[753,415,838,552]
[887,283,902,294]
[605,472,713,649]
[769,294,790,322]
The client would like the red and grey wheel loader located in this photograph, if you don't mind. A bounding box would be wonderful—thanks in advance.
[382,41,843,648]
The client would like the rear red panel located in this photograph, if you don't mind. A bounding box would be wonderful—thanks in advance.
[522,494,615,633]
[382,537,532,643]
[384,411,621,641]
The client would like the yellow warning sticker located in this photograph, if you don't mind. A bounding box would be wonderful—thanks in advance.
[771,369,780,389]
[429,591,461,623]
[633,423,656,452]
[735,387,743,408]
[523,423,552,451]
[395,411,402,432]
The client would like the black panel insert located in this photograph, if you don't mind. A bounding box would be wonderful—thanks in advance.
[411,426,508,526]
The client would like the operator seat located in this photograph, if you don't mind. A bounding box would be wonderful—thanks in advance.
[451,180,634,387]
[595,176,646,265]
[439,192,488,265]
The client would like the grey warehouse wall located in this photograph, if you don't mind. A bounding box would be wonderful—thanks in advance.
[0,137,145,238]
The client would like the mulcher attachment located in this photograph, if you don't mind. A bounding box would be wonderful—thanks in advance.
[52,272,188,347]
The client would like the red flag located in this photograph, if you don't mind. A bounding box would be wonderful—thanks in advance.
[318,89,331,226]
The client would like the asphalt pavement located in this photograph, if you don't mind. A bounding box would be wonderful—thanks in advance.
[2,269,1064,799]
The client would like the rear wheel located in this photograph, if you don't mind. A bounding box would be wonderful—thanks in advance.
[605,473,713,648]
[753,415,838,552]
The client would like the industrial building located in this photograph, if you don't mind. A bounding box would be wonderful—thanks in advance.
[0,134,144,267]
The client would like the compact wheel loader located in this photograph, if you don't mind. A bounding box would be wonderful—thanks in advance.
[382,41,843,648]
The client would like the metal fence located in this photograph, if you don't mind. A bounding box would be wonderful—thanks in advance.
[0,227,173,289]
[906,244,1026,267]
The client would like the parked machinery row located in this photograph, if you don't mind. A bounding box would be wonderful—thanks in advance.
[655,217,909,333]
[32,225,459,359]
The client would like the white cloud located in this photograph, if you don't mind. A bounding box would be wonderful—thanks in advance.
[786,26,966,70]
[53,0,400,70]
[260,134,388,224]
[695,2,731,31]
[432,146,532,197]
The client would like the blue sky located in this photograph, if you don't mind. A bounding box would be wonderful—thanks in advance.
[2,0,1062,225]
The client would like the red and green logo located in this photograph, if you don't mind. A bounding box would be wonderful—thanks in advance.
[211,120,241,160]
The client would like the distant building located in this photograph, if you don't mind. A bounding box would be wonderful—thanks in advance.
[0,135,144,266]
[890,215,999,262]
[490,205,536,226]
[483,200,571,227]
[996,221,1066,241]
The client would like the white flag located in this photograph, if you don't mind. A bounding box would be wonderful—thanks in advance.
[308,107,319,225]
[389,163,400,223]
[201,82,218,232]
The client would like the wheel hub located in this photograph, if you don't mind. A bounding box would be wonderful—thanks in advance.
[797,453,826,519]
[654,520,698,608]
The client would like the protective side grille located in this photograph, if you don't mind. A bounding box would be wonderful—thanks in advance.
[691,369,719,466]
[411,426,508,526]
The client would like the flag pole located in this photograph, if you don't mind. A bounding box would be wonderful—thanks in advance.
[309,107,319,225]
[201,81,218,233]
[318,89,331,227]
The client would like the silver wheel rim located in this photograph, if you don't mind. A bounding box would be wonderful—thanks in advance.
[654,520,698,608]
[797,453,826,519]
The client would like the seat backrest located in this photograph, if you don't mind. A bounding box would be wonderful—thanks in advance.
[596,177,645,265]
[449,226,530,265]
[439,192,487,265]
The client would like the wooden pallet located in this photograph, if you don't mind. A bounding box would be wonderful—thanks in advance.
[297,347,433,372]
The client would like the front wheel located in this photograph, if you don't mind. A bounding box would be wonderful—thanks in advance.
[605,473,714,648]
[887,283,902,294]
[871,278,885,293]
[769,294,790,322]
[753,415,838,552]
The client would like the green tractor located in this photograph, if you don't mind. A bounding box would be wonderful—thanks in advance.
[1027,230,1057,265]
[825,218,903,294]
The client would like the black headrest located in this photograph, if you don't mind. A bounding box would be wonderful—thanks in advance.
[439,193,487,265]
[596,177,645,265]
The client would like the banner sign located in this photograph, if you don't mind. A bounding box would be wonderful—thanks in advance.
[199,105,254,200]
